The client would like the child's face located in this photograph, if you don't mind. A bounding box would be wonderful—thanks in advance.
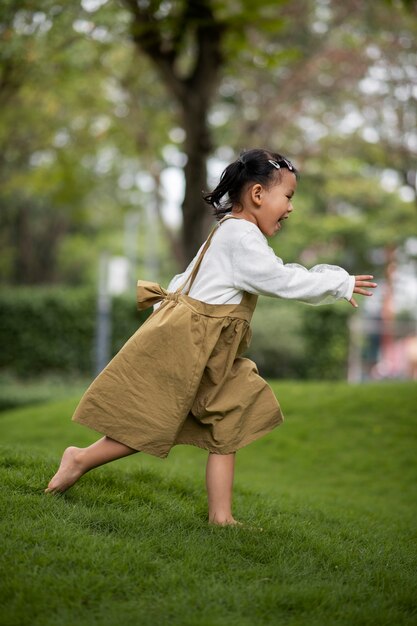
[255,170,297,237]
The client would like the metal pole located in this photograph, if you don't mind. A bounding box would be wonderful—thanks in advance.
[94,251,112,376]
[144,199,159,282]
[124,211,140,289]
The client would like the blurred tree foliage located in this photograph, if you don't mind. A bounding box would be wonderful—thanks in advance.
[0,0,416,286]
[0,0,173,284]
[211,0,417,274]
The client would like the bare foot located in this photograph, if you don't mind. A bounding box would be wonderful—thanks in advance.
[208,516,242,526]
[44,447,85,494]
[209,517,263,531]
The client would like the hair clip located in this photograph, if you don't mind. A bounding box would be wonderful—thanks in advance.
[268,158,294,172]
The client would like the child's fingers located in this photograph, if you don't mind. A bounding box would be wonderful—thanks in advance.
[350,275,378,307]
[355,274,374,281]
[355,280,377,287]
[354,276,377,295]
[353,287,374,296]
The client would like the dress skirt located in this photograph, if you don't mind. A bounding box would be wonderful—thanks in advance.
[72,281,284,458]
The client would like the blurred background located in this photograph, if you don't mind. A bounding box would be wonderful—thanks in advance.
[1,0,417,410]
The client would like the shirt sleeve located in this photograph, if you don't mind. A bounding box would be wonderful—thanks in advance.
[232,230,355,306]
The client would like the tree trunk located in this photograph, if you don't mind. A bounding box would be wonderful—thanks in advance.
[124,0,224,267]
[181,97,213,264]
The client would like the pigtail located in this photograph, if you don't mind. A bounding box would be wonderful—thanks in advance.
[203,160,245,219]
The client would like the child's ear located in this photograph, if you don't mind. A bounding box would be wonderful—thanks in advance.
[251,183,263,207]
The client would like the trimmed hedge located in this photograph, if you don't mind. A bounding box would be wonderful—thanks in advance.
[0,288,350,379]
[248,298,350,380]
[302,305,350,380]
[0,287,149,377]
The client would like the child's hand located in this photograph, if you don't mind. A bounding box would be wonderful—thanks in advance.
[349,275,377,308]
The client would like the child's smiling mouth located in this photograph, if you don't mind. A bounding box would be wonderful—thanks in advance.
[276,216,289,231]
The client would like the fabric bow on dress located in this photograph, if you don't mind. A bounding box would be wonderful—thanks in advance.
[136,280,179,311]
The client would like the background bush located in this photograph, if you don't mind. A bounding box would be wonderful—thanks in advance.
[248,298,350,380]
[0,288,350,380]
[302,306,350,380]
[0,287,148,377]
[248,299,307,379]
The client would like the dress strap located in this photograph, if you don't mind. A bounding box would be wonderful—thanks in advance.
[177,214,237,295]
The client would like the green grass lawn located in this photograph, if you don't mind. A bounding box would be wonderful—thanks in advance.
[1,381,416,626]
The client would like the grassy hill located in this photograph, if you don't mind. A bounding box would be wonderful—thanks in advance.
[1,381,416,625]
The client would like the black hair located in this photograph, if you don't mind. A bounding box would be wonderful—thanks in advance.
[203,148,298,220]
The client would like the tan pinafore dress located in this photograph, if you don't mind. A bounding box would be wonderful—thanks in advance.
[72,216,284,458]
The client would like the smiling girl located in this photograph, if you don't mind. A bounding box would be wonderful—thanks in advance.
[46,148,376,526]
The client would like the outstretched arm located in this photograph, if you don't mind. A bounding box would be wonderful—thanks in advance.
[349,275,377,308]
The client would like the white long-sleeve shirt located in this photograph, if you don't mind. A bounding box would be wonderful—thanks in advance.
[167,218,355,306]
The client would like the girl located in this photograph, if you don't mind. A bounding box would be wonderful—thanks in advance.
[45,148,376,525]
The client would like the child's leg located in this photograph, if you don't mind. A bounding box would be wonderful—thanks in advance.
[45,436,137,494]
[206,452,237,525]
